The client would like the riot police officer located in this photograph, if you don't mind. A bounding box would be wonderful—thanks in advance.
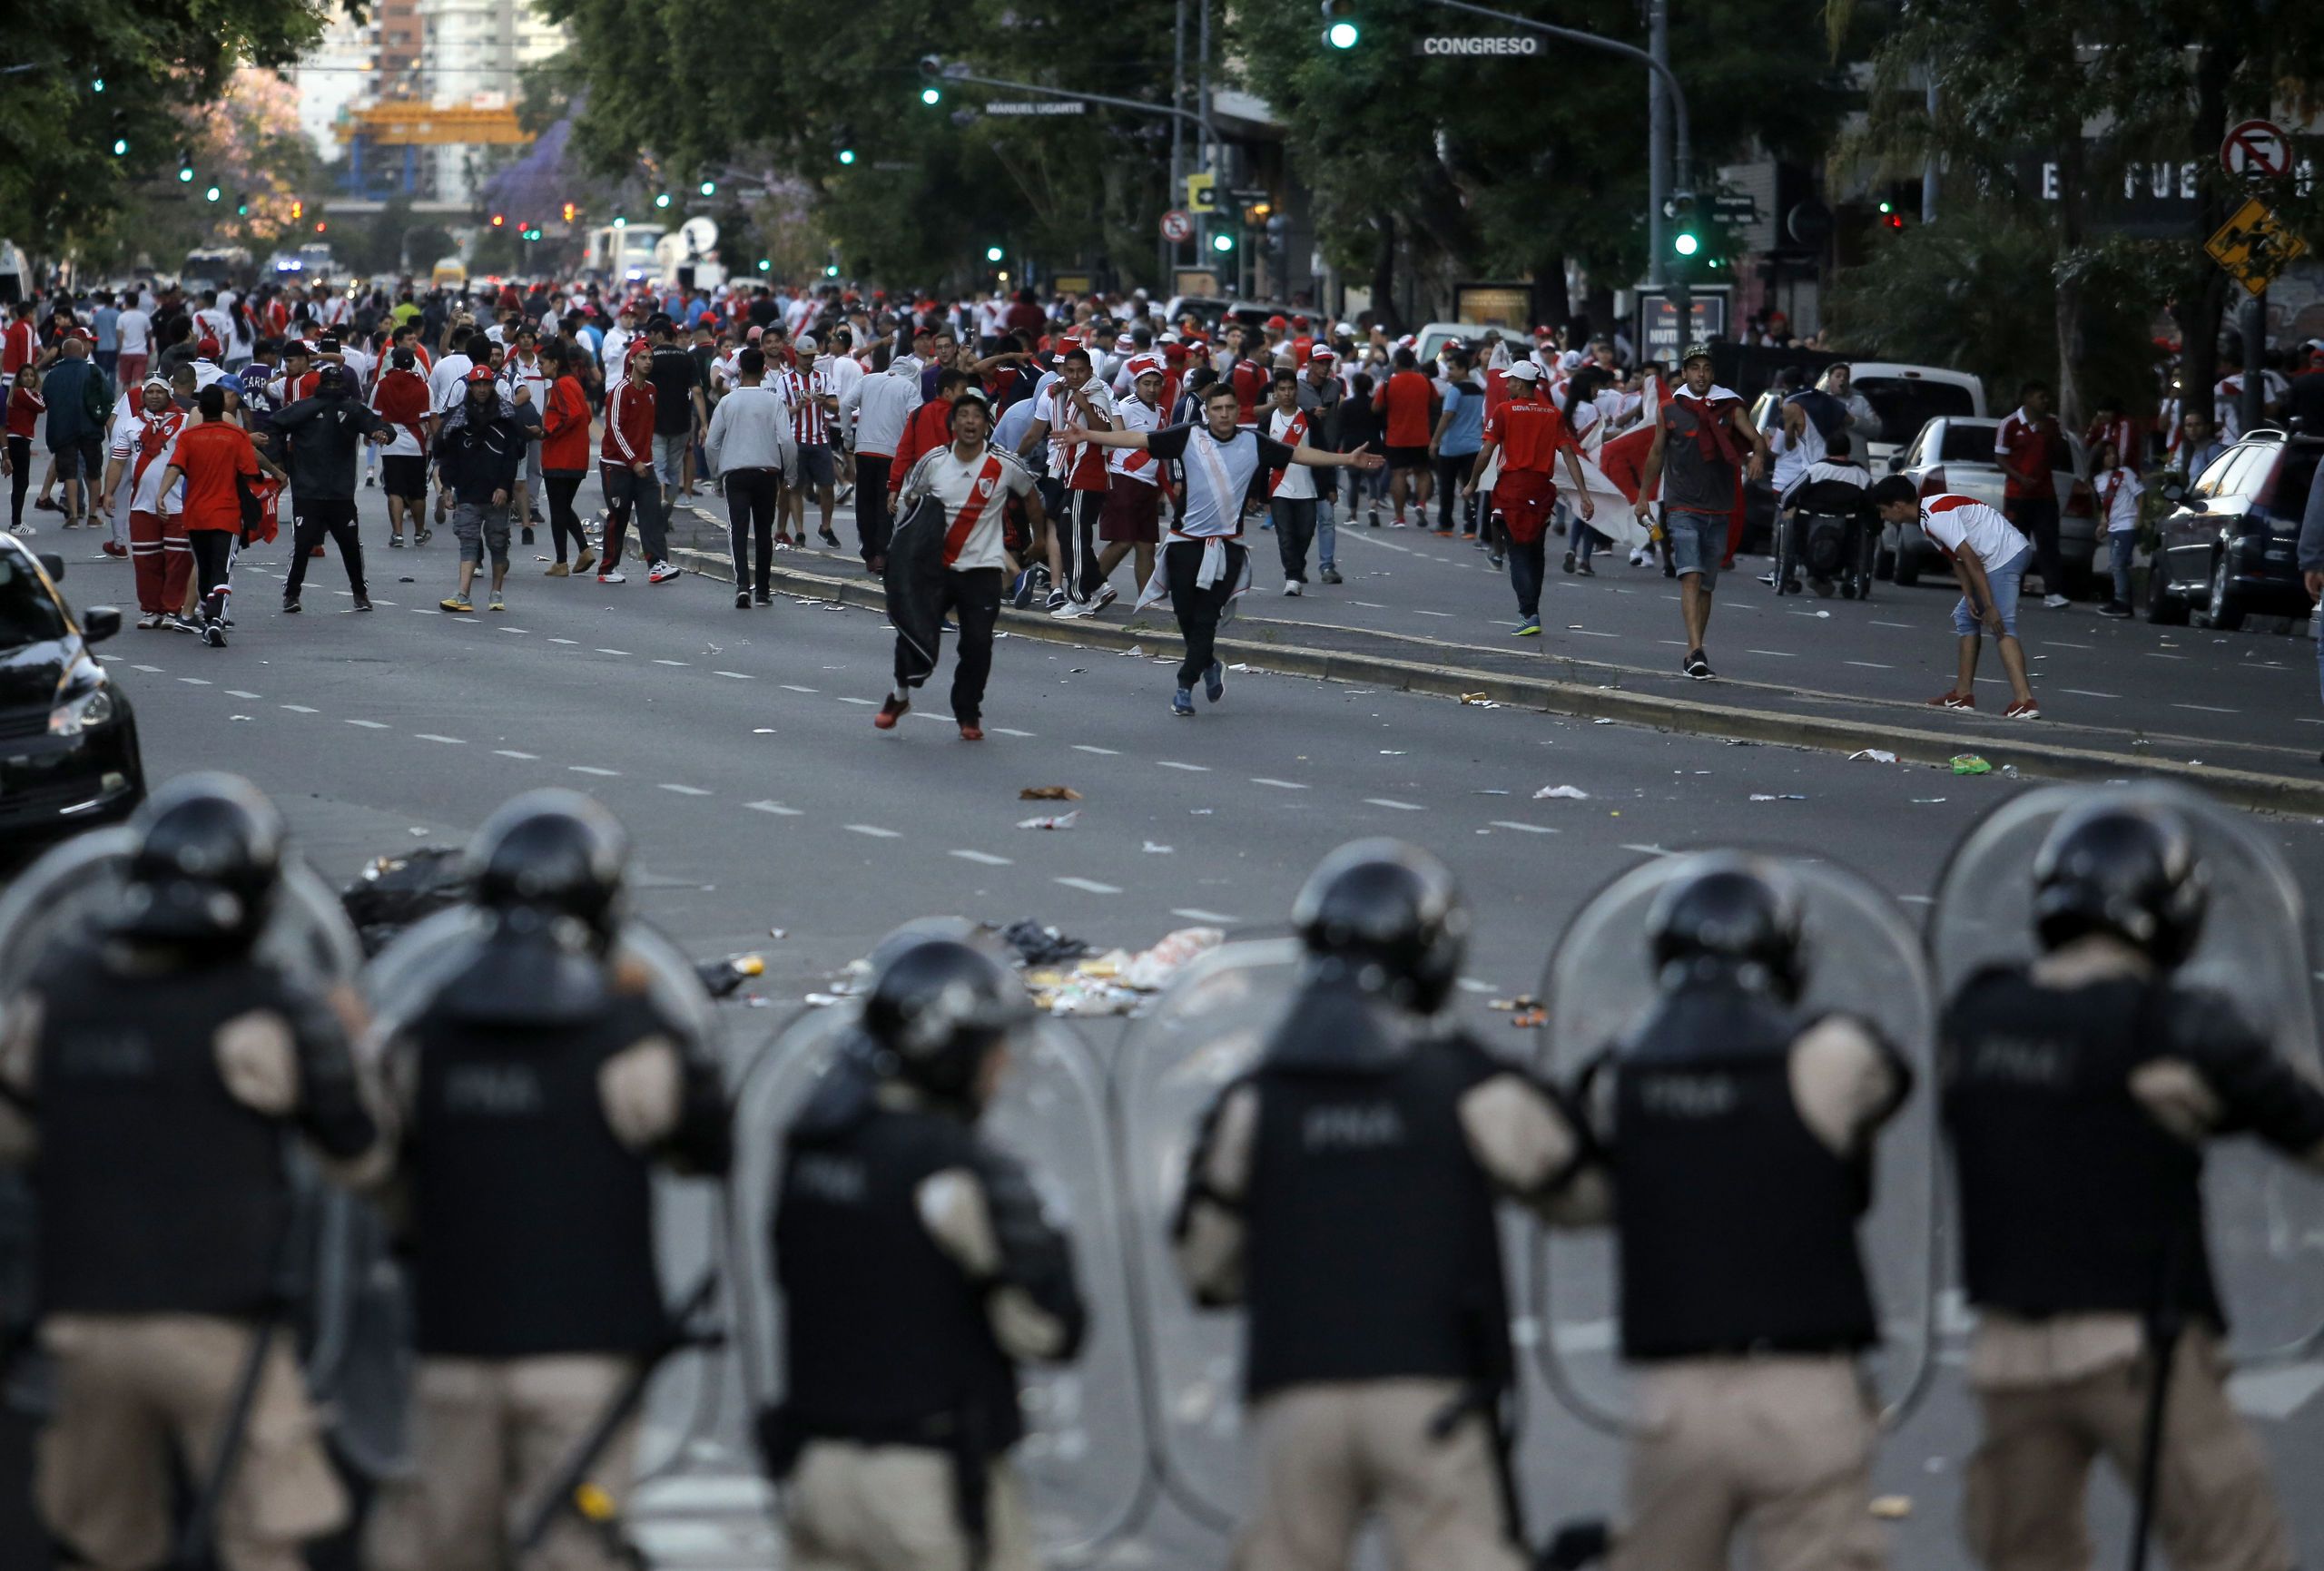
[363,790,730,1571]
[1174,840,1597,1571]
[0,773,385,1571]
[765,936,1085,1571]
[1573,856,1909,1571]
[1942,801,2324,1571]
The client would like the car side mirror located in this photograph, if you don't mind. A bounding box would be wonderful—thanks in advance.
[1886,453,1906,474]
[80,605,123,643]
[2183,498,2207,514]
[2160,478,2186,504]
[36,552,64,581]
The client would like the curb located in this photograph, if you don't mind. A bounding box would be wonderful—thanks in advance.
[670,543,2324,820]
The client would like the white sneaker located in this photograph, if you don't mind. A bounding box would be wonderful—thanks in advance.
[2043,593,2070,609]
[597,569,627,584]
[10,523,33,537]
[1282,579,1304,596]
[647,561,680,584]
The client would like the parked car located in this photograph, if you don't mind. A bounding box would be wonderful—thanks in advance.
[1846,362,1986,470]
[2147,428,2322,631]
[1157,297,1302,339]
[1885,416,2094,592]
[0,539,142,856]
[1413,321,1507,365]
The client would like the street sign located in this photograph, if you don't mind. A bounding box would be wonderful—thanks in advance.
[1710,193,1758,224]
[1159,209,1195,244]
[2221,120,2290,181]
[1183,172,1217,213]
[2205,196,2308,296]
[984,100,1086,116]
[1634,287,1730,363]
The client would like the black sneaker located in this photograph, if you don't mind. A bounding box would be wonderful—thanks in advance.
[753,589,772,605]
[202,622,227,648]
[735,590,751,609]
[2096,600,2132,618]
[521,526,536,545]
[1683,648,1713,681]
[281,597,300,614]
[352,597,373,612]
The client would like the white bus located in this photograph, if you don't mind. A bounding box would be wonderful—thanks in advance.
[583,224,665,283]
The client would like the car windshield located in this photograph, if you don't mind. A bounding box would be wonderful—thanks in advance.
[0,553,68,651]
[1857,378,1978,447]
[1937,424,1999,463]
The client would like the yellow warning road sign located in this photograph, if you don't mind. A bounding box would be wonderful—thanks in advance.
[2205,197,2308,296]
[1184,171,1218,213]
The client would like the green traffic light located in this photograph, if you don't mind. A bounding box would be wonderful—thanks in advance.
[112,139,128,156]
[237,202,249,216]
[1211,231,1235,253]
[177,167,193,183]
[204,185,221,202]
[614,215,627,228]
[838,149,856,165]
[985,245,1004,263]
[92,78,104,93]
[699,180,715,196]
[1326,20,1359,46]
[655,192,672,209]
[757,259,772,272]
[1673,231,1700,258]
[824,263,839,277]
[921,87,942,105]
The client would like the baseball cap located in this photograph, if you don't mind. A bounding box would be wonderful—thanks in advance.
[196,335,222,357]
[1124,353,1165,380]
[464,364,497,384]
[317,336,341,355]
[67,327,95,343]
[1308,347,1337,364]
[1265,314,1288,330]
[1681,341,1715,365]
[1506,360,1542,383]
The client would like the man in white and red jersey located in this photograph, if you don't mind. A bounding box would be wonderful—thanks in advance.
[271,341,322,406]
[597,344,673,584]
[97,378,192,627]
[876,389,1043,740]
[1871,476,2040,718]
[370,347,435,545]
[1017,344,1114,614]
[1060,353,1168,622]
[778,338,838,547]
[1262,369,1326,595]
[1463,359,1592,636]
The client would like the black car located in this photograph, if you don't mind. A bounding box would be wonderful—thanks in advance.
[2148,429,2321,630]
[0,538,142,854]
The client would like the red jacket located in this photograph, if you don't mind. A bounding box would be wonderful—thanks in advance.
[540,375,592,472]
[600,379,655,467]
[888,398,955,493]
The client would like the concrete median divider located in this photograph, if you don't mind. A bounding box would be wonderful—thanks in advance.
[670,540,2324,820]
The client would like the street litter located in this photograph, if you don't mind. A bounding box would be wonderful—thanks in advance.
[1461,692,1491,704]
[1021,926,1226,1016]
[1534,785,1590,800]
[1950,753,1994,775]
[1122,644,1145,656]
[1019,785,1082,800]
[1016,810,1079,830]
[1849,749,1898,763]
[1142,841,1175,854]
[1910,799,1947,805]
[1749,793,1807,801]
[1510,1008,1547,1028]
[768,928,787,939]
[1488,995,1541,1012]
[1229,663,1253,673]
[1869,1497,1914,1520]
[1592,718,1614,725]
[999,920,1091,967]
[1474,789,1511,796]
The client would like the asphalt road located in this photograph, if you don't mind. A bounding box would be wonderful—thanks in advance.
[22,472,2324,1569]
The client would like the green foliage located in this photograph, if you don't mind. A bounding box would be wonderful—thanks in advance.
[1824,203,2165,412]
[0,0,336,258]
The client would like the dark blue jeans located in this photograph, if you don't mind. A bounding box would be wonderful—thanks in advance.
[1508,534,1546,619]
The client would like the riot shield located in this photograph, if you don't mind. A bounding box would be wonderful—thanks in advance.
[728,1002,1147,1559]
[1111,938,1305,1529]
[1535,852,1940,1434]
[1929,781,2324,1364]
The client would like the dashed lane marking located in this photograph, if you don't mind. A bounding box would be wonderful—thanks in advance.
[658,783,713,796]
[1156,761,1210,771]
[596,647,631,655]
[131,663,166,673]
[746,800,803,816]
[1364,798,1426,810]
[835,696,878,706]
[494,750,539,760]
[178,677,212,685]
[413,733,467,744]
[950,849,1013,866]
[1745,649,1797,658]
[1871,621,1912,629]
[1250,777,1308,790]
[2174,702,2238,713]
[653,658,689,667]
[1846,661,1893,670]
[780,684,819,693]
[569,765,619,776]
[225,690,261,699]
[992,727,1037,738]
[549,638,579,645]
[345,719,389,730]
[845,823,901,839]
[280,704,318,714]
[1072,745,1121,756]
[1172,907,1239,923]
[1490,820,1559,834]
[1054,877,1121,894]
[2062,689,2120,700]
[714,671,755,680]
[1619,843,1673,857]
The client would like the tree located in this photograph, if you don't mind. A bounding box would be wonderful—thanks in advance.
[0,0,336,260]
[1863,0,2324,425]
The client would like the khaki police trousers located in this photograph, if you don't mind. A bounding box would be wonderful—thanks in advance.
[36,1313,346,1571]
[1610,1355,1888,1571]
[1232,1378,1529,1571]
[1963,1329,2294,1571]
[783,1440,1036,1571]
[364,1353,638,1571]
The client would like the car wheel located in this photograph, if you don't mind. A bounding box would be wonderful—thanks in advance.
[2207,553,2246,632]
[2145,555,2189,625]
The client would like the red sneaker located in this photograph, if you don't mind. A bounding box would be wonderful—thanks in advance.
[873,695,908,730]
[2004,698,2042,720]
[100,540,127,557]
[1925,691,1974,710]
[958,721,984,741]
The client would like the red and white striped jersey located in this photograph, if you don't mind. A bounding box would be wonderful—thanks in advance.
[782,365,832,445]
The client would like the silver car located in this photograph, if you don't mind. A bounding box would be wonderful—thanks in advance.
[1884,417,2095,593]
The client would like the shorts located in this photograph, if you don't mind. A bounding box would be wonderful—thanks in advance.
[1385,444,1430,472]
[1667,509,1728,587]
[49,434,102,483]
[381,455,428,501]
[1954,543,2028,637]
[1492,471,1557,545]
[1099,481,1161,544]
[450,499,511,566]
[796,442,834,488]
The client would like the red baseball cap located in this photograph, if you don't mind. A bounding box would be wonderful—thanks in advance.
[1265,314,1288,330]
[1307,347,1336,364]
[464,364,497,384]
[196,335,222,357]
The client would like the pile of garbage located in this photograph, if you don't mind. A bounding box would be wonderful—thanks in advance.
[807,922,1226,1018]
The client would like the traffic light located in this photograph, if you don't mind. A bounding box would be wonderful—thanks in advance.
[235,193,249,216]
[491,211,506,227]
[177,164,194,184]
[654,191,672,209]
[613,215,627,229]
[698,179,715,196]
[919,54,944,105]
[204,185,221,202]
[91,77,104,93]
[1211,231,1236,254]
[111,138,128,156]
[757,259,772,272]
[823,263,839,277]
[290,199,302,220]
[563,201,576,223]
[315,221,327,232]
[1321,0,1360,48]
[985,245,1004,263]
[838,148,855,165]
[1668,191,1699,258]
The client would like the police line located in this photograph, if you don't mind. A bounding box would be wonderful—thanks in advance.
[5,778,2320,1571]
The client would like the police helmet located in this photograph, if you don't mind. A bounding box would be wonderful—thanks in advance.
[861,938,1030,1105]
[1646,855,1807,1000]
[111,772,286,948]
[466,788,628,942]
[2032,800,2206,966]
[1292,839,1470,1012]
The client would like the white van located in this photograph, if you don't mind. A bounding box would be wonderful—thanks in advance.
[1840,361,1985,469]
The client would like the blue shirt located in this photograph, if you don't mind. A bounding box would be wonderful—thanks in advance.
[93,306,120,353]
[1439,379,1485,457]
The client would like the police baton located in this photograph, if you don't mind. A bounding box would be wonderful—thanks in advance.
[514,1267,724,1557]
[171,1315,283,1571]
[2127,1226,2188,1571]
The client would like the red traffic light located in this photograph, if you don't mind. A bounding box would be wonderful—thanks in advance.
[1885,212,1905,230]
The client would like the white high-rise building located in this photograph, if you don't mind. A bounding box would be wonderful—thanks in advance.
[416,0,566,201]
[293,13,379,160]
